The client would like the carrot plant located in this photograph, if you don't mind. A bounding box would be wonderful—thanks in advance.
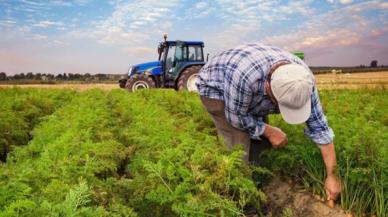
[108,89,268,216]
[0,88,385,217]
[0,89,268,217]
[0,89,136,216]
[0,88,76,162]
[261,89,387,217]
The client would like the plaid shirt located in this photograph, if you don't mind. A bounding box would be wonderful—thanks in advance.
[196,43,334,145]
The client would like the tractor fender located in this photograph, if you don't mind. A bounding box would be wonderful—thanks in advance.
[174,62,205,88]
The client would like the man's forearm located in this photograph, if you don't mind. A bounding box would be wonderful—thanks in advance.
[319,143,337,176]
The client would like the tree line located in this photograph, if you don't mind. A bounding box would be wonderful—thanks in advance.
[0,72,122,81]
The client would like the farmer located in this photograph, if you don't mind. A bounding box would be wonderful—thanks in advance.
[196,43,341,201]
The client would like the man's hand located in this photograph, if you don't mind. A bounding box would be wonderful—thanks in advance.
[325,175,341,200]
[263,124,288,148]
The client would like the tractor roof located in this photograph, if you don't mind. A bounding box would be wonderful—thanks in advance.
[164,40,204,46]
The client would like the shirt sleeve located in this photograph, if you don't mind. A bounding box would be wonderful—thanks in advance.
[223,69,265,140]
[304,86,335,145]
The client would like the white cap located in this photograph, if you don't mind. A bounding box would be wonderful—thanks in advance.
[271,63,314,124]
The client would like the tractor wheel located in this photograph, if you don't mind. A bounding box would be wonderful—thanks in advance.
[125,74,155,92]
[177,65,202,92]
[118,78,127,89]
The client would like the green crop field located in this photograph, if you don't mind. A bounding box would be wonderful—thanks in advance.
[0,88,386,217]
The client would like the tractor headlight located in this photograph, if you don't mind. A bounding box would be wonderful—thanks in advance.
[128,67,133,76]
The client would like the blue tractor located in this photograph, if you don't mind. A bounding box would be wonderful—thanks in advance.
[119,35,206,92]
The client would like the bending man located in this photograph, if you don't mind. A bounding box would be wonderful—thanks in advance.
[196,43,341,201]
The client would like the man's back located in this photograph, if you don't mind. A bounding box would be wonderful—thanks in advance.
[196,43,308,101]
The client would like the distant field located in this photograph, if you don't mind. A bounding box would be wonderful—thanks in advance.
[315,71,388,89]
[0,71,387,90]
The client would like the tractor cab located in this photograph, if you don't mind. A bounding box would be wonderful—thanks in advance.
[119,35,206,92]
[158,40,204,87]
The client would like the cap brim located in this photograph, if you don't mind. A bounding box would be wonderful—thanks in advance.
[278,98,311,124]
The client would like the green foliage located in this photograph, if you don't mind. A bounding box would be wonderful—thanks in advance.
[0,88,266,217]
[261,89,387,217]
[109,90,266,216]
[0,89,136,216]
[0,88,385,217]
[0,88,76,161]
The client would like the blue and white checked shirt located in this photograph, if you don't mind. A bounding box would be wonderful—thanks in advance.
[196,43,334,145]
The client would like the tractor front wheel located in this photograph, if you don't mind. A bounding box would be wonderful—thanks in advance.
[125,74,155,92]
[177,65,202,92]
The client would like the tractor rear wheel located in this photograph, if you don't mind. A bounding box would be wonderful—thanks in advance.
[177,65,202,92]
[125,74,155,92]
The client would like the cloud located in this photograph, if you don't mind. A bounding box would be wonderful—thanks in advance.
[260,1,388,65]
[196,2,208,9]
[339,0,353,4]
[0,19,17,27]
[327,0,353,4]
[205,0,314,50]
[302,30,360,47]
[380,2,388,9]
[68,0,181,58]
[96,0,180,31]
[19,0,46,7]
[32,20,64,28]
[32,34,47,41]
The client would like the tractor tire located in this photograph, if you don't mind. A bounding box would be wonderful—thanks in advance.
[125,74,155,92]
[118,78,127,89]
[177,65,202,92]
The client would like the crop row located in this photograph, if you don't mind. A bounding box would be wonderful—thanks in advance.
[1,88,386,217]
[262,89,387,217]
[0,88,76,162]
[0,89,266,217]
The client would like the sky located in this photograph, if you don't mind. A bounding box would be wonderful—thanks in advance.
[0,0,387,75]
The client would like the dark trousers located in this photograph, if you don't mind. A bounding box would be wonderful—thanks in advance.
[200,96,271,164]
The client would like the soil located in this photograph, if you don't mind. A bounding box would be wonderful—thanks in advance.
[263,176,349,217]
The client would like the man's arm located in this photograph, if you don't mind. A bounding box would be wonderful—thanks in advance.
[319,143,337,176]
[319,143,341,200]
[305,86,341,200]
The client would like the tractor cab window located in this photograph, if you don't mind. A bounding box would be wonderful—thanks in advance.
[188,46,204,61]
[166,45,175,72]
[175,44,187,61]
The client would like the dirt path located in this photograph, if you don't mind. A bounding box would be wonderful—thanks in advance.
[263,177,349,217]
[0,71,387,90]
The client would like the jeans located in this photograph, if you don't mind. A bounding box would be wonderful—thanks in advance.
[200,96,271,164]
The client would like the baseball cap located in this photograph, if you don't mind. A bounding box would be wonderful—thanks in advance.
[271,63,314,124]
